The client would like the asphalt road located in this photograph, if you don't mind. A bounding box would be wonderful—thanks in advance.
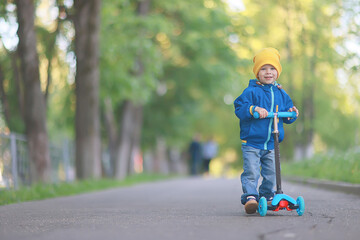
[1,177,360,240]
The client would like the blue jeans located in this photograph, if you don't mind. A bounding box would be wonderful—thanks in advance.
[240,145,276,205]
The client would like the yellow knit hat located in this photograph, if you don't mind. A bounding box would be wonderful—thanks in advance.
[253,48,282,79]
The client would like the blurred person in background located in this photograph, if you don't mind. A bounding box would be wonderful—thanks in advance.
[202,136,218,176]
[188,134,202,176]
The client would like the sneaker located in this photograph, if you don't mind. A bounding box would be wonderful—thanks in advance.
[244,196,258,214]
[267,197,273,205]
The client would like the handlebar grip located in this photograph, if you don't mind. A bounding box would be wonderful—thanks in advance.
[253,111,296,119]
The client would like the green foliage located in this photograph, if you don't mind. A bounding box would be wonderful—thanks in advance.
[0,1,24,133]
[47,82,76,138]
[100,0,166,105]
[282,148,360,183]
[231,0,359,160]
[1,0,359,175]
[0,54,25,133]
[0,0,75,137]
[0,173,174,206]
[142,0,240,148]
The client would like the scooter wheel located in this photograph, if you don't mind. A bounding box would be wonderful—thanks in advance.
[258,197,267,216]
[296,196,305,216]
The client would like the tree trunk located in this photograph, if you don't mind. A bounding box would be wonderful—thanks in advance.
[103,97,119,177]
[12,50,24,120]
[302,54,315,159]
[15,0,51,183]
[168,147,187,174]
[284,2,294,97]
[44,19,61,105]
[74,0,101,179]
[295,27,317,161]
[154,136,169,174]
[112,101,144,179]
[113,0,150,179]
[0,66,11,126]
[129,104,143,175]
[115,100,135,179]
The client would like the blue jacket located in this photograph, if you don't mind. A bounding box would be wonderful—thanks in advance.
[234,79,296,150]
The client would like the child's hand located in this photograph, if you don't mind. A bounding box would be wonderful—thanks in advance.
[255,107,268,119]
[288,106,299,120]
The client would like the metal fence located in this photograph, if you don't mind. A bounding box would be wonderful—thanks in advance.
[0,133,75,189]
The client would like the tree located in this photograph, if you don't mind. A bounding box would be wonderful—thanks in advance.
[230,0,356,160]
[74,0,101,179]
[142,0,239,150]
[0,1,25,133]
[15,0,51,183]
[101,0,163,178]
[100,0,239,177]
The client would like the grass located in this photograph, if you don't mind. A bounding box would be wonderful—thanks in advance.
[282,148,360,184]
[0,173,175,206]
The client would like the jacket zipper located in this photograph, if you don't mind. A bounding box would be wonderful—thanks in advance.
[264,86,274,150]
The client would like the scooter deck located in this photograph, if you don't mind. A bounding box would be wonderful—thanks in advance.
[267,194,299,211]
[271,194,297,206]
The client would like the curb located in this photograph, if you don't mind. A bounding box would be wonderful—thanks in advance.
[285,176,360,196]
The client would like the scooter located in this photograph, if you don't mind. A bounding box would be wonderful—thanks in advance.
[253,110,305,216]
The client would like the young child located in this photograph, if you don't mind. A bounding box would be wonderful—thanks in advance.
[233,48,299,214]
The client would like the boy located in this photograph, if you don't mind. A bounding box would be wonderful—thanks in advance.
[233,48,299,214]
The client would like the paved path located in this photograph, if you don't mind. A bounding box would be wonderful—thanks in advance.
[1,177,360,240]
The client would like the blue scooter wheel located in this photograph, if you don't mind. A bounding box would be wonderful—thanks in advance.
[296,196,305,216]
[258,197,267,216]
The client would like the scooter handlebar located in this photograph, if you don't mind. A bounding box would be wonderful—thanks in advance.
[253,111,297,119]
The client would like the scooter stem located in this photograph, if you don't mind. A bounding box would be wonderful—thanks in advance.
[273,114,283,194]
[253,111,296,194]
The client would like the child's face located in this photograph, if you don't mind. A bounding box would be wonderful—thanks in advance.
[257,64,278,85]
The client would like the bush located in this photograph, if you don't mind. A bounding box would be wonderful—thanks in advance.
[282,148,360,184]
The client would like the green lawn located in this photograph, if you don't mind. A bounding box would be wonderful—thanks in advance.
[0,174,175,206]
[282,148,360,184]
